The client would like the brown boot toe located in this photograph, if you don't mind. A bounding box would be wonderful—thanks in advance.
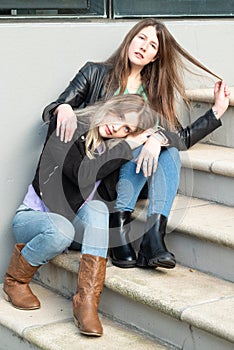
[4,279,40,310]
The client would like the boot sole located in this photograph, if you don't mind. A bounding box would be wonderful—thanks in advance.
[74,316,102,337]
[136,255,176,269]
[110,259,137,268]
[149,260,176,269]
[80,330,102,337]
[149,256,176,269]
[3,290,40,310]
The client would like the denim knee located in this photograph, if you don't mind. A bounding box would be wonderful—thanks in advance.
[20,215,76,266]
[47,215,75,252]
[87,200,109,212]
[167,147,181,171]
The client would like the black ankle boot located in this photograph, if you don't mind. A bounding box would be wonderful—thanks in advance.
[137,214,176,269]
[109,211,136,268]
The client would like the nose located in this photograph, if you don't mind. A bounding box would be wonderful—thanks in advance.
[140,42,147,52]
[112,124,122,133]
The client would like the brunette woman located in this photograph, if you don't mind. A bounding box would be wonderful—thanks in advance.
[42,19,230,269]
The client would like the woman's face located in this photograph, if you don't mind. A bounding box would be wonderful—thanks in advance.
[98,112,139,139]
[128,25,159,70]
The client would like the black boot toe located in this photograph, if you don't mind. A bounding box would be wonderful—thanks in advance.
[148,251,176,269]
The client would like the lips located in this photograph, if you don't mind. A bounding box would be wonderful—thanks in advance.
[105,125,112,136]
[135,52,144,59]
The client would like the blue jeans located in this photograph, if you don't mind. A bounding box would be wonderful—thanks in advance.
[115,147,181,218]
[12,200,109,266]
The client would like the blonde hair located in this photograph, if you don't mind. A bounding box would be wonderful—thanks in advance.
[105,18,221,131]
[74,94,157,158]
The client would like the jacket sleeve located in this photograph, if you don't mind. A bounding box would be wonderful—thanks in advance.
[42,62,93,122]
[160,108,222,150]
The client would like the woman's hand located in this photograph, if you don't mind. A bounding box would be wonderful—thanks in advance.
[55,104,77,142]
[136,134,162,177]
[212,81,230,119]
[125,129,154,149]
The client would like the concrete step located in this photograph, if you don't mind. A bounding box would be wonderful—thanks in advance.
[183,87,234,148]
[179,143,234,206]
[132,194,234,282]
[166,195,234,282]
[0,283,171,350]
[34,254,234,350]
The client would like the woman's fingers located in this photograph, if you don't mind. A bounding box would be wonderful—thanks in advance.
[60,122,67,142]
[56,115,77,143]
[136,150,159,177]
[136,152,145,174]
[135,136,161,176]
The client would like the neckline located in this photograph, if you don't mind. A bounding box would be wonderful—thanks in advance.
[125,84,143,94]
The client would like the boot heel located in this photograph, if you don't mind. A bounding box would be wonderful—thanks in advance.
[73,316,80,329]
[3,290,10,302]
[136,252,148,267]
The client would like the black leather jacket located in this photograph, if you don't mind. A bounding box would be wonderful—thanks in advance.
[32,116,134,221]
[43,61,222,150]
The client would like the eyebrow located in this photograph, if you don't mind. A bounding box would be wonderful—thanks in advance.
[139,32,158,47]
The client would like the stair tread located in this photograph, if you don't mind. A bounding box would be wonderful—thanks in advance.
[135,195,234,249]
[179,143,234,177]
[186,86,234,106]
[0,283,169,350]
[169,195,234,248]
[48,253,234,344]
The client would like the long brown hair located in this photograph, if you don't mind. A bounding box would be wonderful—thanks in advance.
[105,18,221,130]
[75,94,158,158]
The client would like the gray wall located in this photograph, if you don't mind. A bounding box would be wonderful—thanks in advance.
[0,19,233,280]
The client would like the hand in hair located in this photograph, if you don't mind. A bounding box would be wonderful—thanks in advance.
[212,81,230,119]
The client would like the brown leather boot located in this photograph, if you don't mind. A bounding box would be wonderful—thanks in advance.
[3,244,40,310]
[73,254,107,336]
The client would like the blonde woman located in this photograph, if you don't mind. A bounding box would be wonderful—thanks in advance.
[4,94,158,337]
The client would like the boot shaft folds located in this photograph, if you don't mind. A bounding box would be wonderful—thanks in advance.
[73,254,107,336]
[6,244,39,282]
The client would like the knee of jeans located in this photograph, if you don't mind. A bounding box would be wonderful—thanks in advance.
[51,224,75,253]
[168,147,182,169]
[53,217,75,243]
[86,200,109,216]
[37,218,75,256]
